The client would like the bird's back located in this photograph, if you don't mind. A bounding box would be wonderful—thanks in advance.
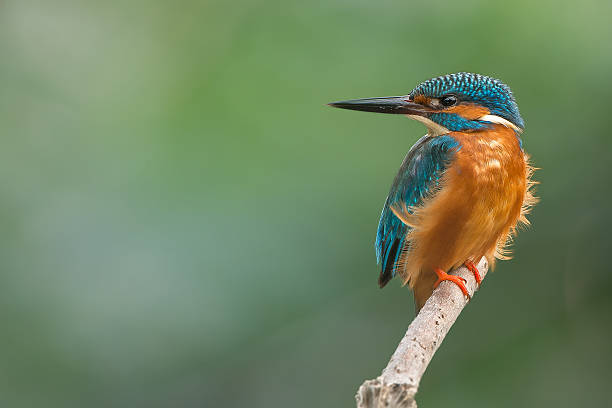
[376,134,461,288]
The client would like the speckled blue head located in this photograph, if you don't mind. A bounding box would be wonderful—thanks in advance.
[409,72,524,132]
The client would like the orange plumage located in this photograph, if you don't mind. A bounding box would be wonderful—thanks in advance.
[392,124,536,310]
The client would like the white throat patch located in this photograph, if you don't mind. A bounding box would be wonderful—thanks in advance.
[407,114,450,137]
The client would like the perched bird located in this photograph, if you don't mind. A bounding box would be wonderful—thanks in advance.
[329,73,536,312]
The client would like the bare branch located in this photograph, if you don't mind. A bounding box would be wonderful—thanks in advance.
[356,257,489,408]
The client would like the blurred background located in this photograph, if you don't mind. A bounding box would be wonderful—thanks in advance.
[1,0,611,407]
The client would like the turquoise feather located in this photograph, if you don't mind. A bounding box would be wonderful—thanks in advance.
[376,134,461,287]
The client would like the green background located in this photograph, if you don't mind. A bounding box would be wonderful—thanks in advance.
[1,0,611,407]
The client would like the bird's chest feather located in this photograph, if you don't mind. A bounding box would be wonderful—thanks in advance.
[445,128,526,234]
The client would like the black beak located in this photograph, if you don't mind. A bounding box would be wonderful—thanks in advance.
[328,96,428,115]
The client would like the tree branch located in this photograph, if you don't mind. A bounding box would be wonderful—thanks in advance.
[355,257,489,408]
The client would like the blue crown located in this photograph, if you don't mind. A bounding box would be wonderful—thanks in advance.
[409,72,524,129]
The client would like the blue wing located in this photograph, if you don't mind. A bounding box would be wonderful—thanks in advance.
[376,134,461,287]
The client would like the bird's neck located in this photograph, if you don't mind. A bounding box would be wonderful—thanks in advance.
[411,112,523,139]
[451,124,523,153]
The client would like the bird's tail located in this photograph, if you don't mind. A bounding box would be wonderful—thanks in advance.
[378,239,401,288]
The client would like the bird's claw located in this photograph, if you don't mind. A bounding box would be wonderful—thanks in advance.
[433,268,470,298]
[464,261,482,286]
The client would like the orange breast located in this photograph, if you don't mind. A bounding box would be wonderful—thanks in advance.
[443,127,528,265]
[398,125,531,290]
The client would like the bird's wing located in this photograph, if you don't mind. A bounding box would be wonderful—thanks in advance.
[376,134,461,287]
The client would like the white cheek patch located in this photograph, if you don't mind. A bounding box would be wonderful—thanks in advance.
[406,114,450,136]
[406,113,521,136]
[479,114,522,133]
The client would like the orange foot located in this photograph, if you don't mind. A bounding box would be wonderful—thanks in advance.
[434,268,470,298]
[464,261,482,286]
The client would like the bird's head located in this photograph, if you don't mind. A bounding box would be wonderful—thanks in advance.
[329,72,524,136]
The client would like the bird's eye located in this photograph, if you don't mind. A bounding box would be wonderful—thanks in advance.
[440,95,458,107]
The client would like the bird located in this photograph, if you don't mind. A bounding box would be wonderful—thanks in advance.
[329,72,537,312]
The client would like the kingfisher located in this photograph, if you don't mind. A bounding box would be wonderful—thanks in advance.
[329,73,536,312]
